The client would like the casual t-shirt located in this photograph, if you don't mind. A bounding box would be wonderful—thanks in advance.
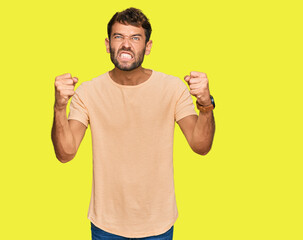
[68,70,197,238]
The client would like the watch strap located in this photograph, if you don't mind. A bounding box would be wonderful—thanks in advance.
[196,100,214,112]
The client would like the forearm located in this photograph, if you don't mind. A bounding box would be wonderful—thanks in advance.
[191,110,215,155]
[51,107,76,162]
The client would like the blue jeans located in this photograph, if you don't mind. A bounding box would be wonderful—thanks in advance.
[91,222,174,240]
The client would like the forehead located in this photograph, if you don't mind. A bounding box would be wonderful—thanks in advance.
[111,22,145,37]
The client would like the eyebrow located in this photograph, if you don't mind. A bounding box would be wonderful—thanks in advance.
[131,34,143,37]
[112,33,143,37]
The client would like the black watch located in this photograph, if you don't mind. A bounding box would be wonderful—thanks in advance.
[210,95,215,109]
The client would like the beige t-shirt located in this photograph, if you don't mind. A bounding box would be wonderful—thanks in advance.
[68,70,197,238]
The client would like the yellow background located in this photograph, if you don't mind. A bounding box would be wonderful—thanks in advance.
[1,0,302,239]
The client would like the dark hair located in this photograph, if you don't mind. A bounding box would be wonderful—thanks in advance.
[107,7,152,43]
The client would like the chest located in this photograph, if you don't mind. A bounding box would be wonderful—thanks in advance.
[87,85,176,131]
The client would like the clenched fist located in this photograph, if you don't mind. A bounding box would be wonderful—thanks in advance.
[184,71,211,106]
[54,73,78,110]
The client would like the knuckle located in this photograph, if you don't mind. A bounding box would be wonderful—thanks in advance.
[54,81,62,87]
[56,73,72,81]
[63,73,72,78]
[56,85,62,91]
[55,78,62,85]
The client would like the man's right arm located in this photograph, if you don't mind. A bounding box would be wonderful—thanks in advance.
[51,73,87,163]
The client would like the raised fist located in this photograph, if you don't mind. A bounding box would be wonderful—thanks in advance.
[184,71,211,106]
[54,73,78,110]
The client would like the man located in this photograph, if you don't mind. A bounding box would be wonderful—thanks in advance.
[51,7,215,240]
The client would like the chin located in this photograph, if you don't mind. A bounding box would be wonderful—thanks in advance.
[115,63,141,72]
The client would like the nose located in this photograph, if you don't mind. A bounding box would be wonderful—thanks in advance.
[121,37,131,48]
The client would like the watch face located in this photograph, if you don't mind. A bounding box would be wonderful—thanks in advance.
[210,95,215,108]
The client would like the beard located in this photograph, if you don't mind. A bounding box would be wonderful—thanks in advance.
[109,45,146,71]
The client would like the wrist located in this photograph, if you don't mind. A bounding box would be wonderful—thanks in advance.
[196,95,212,106]
[196,95,215,112]
[54,103,67,112]
[197,99,212,107]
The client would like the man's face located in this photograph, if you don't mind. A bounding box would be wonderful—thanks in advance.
[105,23,152,71]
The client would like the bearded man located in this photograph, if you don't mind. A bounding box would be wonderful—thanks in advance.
[51,7,215,240]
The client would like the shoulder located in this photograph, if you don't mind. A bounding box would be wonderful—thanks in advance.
[153,70,189,96]
[152,70,185,88]
[153,70,179,81]
[74,72,109,93]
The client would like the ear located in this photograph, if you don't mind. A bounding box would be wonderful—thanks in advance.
[144,40,153,55]
[105,38,110,53]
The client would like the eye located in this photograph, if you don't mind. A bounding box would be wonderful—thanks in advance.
[132,37,140,41]
[114,35,123,39]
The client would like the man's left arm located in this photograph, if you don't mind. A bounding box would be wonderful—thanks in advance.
[177,71,215,155]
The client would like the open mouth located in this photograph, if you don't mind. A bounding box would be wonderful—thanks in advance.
[118,52,134,61]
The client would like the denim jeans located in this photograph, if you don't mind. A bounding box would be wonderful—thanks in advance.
[91,222,174,240]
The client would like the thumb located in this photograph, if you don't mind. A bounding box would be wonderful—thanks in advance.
[184,75,190,82]
[72,77,78,84]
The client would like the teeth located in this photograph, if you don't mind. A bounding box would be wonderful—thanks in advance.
[120,53,132,59]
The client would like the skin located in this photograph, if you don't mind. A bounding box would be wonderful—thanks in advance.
[51,22,215,163]
[105,23,153,86]
[180,71,215,155]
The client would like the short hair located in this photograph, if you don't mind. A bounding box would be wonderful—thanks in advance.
[107,7,152,43]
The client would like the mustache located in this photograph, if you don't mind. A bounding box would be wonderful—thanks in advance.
[118,47,134,56]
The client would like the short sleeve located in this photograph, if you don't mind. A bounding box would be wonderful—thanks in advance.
[174,80,198,122]
[68,83,89,127]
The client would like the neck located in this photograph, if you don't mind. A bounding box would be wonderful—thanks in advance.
[109,66,152,86]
